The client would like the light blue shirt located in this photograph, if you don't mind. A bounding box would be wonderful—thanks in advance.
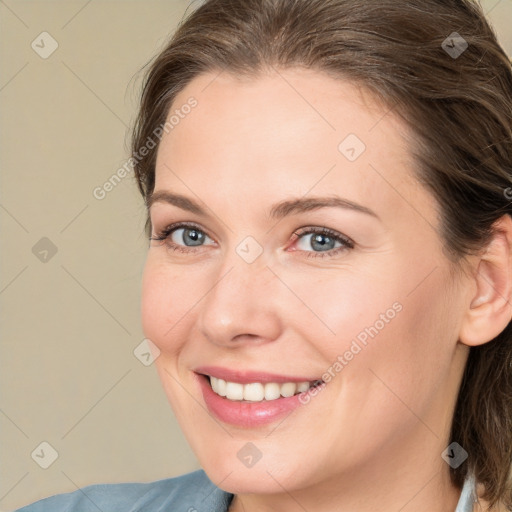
[14,469,476,511]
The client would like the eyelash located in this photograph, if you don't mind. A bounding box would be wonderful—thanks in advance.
[149,222,355,258]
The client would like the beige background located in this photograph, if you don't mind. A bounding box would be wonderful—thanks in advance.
[1,1,511,510]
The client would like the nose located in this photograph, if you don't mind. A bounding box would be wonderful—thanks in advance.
[197,256,283,347]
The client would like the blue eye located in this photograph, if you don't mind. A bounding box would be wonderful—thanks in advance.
[150,223,354,258]
[150,223,214,252]
[292,227,354,257]
[170,227,210,246]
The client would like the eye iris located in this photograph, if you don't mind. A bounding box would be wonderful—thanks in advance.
[311,233,335,251]
[183,228,205,246]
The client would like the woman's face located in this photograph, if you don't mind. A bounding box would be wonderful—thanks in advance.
[141,68,470,494]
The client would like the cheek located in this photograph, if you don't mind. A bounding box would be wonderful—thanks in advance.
[335,269,459,424]
[280,266,407,359]
[285,261,457,409]
[141,256,204,353]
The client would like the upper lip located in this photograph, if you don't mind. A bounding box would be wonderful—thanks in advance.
[194,366,322,384]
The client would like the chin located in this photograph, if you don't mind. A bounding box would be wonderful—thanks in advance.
[194,442,315,495]
[202,463,293,495]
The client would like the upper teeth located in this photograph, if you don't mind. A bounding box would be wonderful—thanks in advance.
[209,376,312,402]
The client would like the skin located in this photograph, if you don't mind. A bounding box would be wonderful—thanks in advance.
[141,67,512,512]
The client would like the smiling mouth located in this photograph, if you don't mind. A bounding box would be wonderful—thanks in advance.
[207,375,324,402]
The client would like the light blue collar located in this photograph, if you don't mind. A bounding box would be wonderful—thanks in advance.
[455,474,477,512]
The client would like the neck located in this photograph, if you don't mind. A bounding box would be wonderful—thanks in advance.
[228,437,463,512]
[229,472,461,512]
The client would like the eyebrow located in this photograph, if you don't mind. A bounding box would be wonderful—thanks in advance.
[147,191,380,221]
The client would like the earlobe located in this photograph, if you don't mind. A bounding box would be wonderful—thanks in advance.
[459,215,512,347]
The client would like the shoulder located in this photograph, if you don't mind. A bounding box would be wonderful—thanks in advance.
[14,470,234,512]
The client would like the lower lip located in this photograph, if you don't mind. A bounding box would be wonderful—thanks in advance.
[197,374,309,428]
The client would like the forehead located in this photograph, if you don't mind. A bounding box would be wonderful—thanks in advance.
[153,68,434,228]
[158,68,401,162]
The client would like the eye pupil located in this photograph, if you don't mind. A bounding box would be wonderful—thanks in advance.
[311,234,335,251]
[183,229,205,246]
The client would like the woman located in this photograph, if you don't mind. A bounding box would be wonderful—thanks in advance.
[16,0,512,511]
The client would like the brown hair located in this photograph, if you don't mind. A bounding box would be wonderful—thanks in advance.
[132,0,512,508]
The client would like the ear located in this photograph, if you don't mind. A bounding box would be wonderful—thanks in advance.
[459,214,512,347]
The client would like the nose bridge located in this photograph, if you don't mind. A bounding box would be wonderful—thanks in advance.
[197,249,282,344]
